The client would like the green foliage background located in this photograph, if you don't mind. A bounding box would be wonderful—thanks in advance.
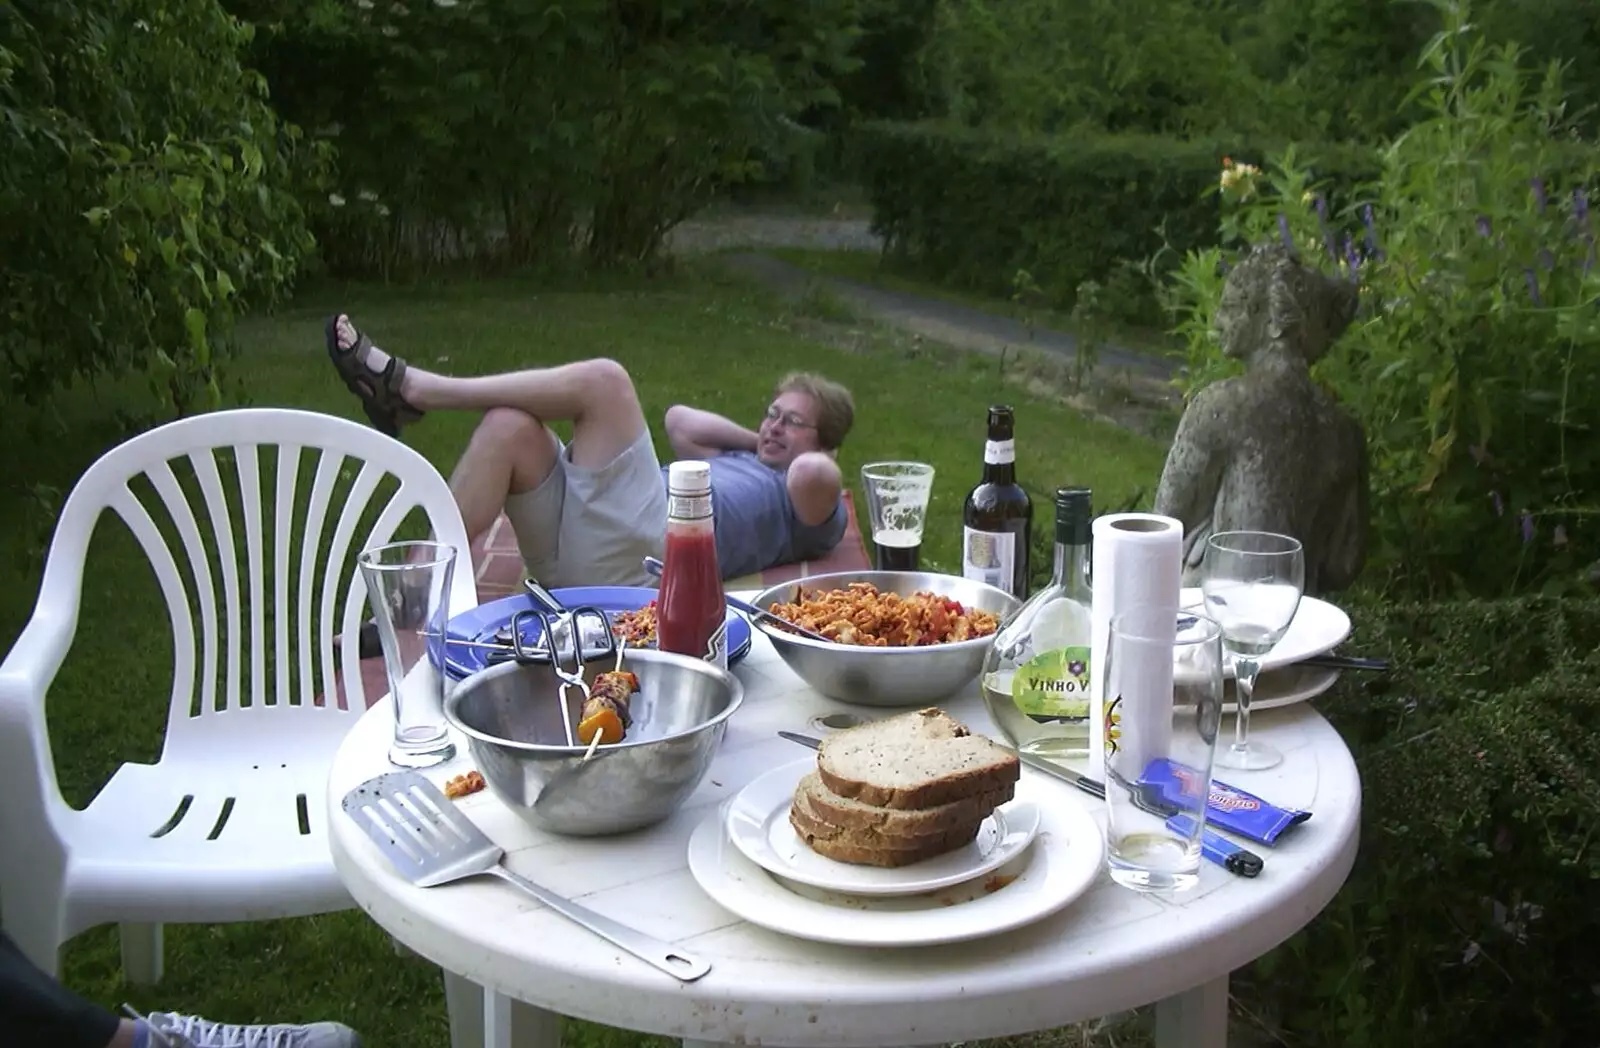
[0,1,320,410]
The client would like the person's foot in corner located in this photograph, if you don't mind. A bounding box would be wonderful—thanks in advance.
[144,1010,360,1048]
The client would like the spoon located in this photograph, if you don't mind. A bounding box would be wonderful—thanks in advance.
[641,556,832,643]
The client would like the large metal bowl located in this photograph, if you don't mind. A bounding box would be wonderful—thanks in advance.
[442,648,742,836]
[749,570,1021,707]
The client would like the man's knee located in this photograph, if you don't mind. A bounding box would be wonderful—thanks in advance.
[578,358,638,407]
[470,408,557,493]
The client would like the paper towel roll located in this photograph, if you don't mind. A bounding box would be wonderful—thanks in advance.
[1088,513,1183,781]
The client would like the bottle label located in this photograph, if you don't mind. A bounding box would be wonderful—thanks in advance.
[1011,647,1092,723]
[984,439,1015,465]
[705,620,729,669]
[962,526,1017,594]
[667,493,712,521]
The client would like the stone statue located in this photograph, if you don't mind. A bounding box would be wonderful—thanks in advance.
[1154,243,1368,594]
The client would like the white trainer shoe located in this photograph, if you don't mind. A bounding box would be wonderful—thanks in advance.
[144,1010,361,1048]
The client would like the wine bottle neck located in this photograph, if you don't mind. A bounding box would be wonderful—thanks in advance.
[981,437,1015,483]
[1053,538,1091,597]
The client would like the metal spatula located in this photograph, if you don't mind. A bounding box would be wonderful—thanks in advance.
[341,771,711,981]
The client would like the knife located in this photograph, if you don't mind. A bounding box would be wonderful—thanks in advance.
[1299,653,1389,673]
[777,731,1263,879]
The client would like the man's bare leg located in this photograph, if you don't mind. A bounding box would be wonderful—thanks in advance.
[328,316,649,540]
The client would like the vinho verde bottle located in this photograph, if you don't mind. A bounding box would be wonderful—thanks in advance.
[981,487,1094,758]
[961,405,1033,597]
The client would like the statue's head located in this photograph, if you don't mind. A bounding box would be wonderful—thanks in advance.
[1214,243,1359,365]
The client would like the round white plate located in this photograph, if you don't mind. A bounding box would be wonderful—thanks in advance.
[687,775,1104,948]
[1231,664,1340,712]
[1180,589,1351,677]
[724,758,1043,897]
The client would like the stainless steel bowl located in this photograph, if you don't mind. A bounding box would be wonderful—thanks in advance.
[442,648,742,836]
[749,570,1021,707]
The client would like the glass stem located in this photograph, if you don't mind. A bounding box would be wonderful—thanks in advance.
[1234,657,1259,751]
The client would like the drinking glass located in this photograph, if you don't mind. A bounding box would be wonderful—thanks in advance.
[1102,606,1225,893]
[860,462,935,571]
[357,540,459,769]
[1200,531,1305,771]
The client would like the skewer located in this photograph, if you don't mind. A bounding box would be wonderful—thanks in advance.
[584,637,629,763]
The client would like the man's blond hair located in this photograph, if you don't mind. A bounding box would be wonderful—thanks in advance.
[777,372,854,450]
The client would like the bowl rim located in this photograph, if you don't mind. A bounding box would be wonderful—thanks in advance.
[441,648,744,755]
[747,569,1020,654]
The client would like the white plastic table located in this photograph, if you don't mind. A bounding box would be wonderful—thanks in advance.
[327,626,1361,1048]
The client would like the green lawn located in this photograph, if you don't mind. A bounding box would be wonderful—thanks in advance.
[0,264,1165,1046]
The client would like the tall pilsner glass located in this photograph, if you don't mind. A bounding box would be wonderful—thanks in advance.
[357,540,459,769]
[1200,531,1304,771]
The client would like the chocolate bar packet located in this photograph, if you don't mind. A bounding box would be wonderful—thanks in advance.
[1141,758,1311,845]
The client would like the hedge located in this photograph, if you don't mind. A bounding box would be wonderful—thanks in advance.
[851,120,1379,309]
[1237,594,1600,1045]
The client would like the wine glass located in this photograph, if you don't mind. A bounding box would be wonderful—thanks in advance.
[1200,531,1304,771]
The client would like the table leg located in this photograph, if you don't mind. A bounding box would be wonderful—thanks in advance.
[443,971,485,1048]
[485,989,562,1048]
[1154,973,1228,1048]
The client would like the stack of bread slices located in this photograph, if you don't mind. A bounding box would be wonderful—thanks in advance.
[788,707,1022,868]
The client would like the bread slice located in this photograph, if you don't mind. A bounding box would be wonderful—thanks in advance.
[788,809,983,867]
[816,708,1021,810]
[794,771,1010,838]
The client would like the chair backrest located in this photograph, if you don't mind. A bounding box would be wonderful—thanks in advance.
[39,408,476,747]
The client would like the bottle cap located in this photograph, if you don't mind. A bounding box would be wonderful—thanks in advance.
[668,460,712,497]
[986,405,1016,438]
[1054,487,1092,545]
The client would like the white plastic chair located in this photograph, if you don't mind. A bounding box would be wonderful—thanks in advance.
[0,407,477,981]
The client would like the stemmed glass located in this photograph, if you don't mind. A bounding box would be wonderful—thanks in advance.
[1200,531,1304,771]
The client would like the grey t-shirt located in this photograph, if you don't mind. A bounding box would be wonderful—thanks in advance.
[661,452,846,579]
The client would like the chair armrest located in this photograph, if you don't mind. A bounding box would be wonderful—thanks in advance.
[0,596,81,820]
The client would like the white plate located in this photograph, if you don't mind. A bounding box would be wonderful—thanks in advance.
[689,774,1103,947]
[1180,589,1351,677]
[725,758,1043,897]
[1231,664,1340,712]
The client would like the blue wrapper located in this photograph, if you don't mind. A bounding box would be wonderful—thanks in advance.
[1141,758,1311,845]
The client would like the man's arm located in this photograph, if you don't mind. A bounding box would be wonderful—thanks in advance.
[664,405,758,459]
[786,452,843,527]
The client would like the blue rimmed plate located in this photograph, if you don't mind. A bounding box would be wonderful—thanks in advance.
[442,585,753,679]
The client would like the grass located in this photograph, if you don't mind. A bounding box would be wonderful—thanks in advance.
[767,248,1183,362]
[0,262,1166,1046]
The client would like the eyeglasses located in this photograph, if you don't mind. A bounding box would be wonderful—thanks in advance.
[764,405,817,430]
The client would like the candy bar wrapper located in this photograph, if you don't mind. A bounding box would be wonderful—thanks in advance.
[1141,758,1312,845]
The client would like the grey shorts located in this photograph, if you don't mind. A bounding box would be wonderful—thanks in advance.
[502,428,667,589]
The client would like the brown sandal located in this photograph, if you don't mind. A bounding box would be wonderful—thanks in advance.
[324,313,425,437]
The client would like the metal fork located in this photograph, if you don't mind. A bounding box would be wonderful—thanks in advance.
[342,771,711,981]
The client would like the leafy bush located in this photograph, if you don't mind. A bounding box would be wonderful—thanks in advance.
[0,1,319,411]
[1239,593,1600,1045]
[855,121,1375,312]
[1162,0,1600,596]
[231,0,863,275]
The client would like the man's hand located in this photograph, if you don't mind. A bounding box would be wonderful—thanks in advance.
[787,452,843,527]
[664,405,758,459]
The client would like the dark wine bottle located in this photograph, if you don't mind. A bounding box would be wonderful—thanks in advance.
[961,405,1033,597]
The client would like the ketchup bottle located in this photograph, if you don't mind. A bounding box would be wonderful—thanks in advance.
[656,461,728,668]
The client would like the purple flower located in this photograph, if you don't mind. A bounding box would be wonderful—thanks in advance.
[1539,247,1555,271]
[1525,268,1542,306]
[1278,213,1294,254]
[1314,195,1329,224]
[1361,204,1384,261]
[1520,512,1535,544]
[1532,177,1548,211]
[1476,215,1493,237]
[1491,490,1505,517]
[1575,188,1590,230]
[1344,234,1361,278]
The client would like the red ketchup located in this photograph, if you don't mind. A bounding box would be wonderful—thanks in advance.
[656,460,728,668]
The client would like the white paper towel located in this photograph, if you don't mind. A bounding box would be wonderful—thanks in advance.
[1089,513,1183,781]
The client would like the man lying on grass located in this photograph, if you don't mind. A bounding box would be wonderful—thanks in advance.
[325,314,854,588]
